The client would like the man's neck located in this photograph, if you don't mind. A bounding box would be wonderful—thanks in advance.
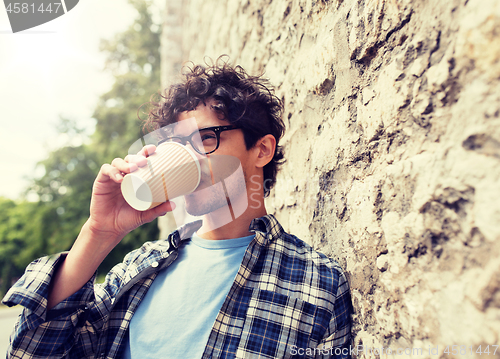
[197,201,267,240]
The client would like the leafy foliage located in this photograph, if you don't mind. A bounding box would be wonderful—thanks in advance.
[0,0,162,296]
[93,0,161,162]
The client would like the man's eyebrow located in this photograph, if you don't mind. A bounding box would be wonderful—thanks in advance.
[159,124,219,139]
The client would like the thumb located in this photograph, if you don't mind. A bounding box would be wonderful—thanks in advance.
[141,201,176,223]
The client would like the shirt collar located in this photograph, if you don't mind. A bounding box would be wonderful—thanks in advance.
[168,220,202,250]
[249,214,283,245]
[167,214,283,249]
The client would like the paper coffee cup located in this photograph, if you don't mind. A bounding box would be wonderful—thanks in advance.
[121,142,201,211]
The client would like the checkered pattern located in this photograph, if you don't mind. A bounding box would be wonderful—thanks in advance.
[3,215,352,359]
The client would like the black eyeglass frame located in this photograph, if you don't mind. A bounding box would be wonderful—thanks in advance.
[158,125,240,155]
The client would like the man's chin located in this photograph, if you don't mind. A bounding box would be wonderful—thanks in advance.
[184,194,205,217]
[184,192,226,217]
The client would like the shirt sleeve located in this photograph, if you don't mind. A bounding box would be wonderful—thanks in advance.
[314,268,353,359]
[2,253,99,359]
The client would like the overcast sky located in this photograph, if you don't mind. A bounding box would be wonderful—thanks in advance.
[0,0,163,200]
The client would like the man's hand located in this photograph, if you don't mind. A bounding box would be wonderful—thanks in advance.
[87,144,175,247]
[47,145,175,310]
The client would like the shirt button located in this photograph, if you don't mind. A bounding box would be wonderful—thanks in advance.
[152,261,159,268]
[110,298,115,305]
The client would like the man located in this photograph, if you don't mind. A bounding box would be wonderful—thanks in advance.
[3,60,352,358]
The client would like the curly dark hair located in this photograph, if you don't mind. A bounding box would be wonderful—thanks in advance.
[145,57,285,197]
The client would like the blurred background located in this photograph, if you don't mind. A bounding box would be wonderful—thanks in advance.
[0,0,165,304]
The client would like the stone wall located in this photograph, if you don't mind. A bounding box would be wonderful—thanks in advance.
[159,0,500,355]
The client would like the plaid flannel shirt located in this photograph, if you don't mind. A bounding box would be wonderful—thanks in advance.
[3,214,352,359]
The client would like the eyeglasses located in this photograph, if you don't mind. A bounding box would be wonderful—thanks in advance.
[158,125,240,155]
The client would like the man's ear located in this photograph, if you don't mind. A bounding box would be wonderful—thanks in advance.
[254,134,276,168]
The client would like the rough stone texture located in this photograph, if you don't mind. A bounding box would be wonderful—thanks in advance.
[159,0,500,355]
[160,0,184,84]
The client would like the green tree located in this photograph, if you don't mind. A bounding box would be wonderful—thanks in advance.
[0,0,163,295]
[90,0,163,273]
[0,197,25,295]
[92,0,162,163]
[0,198,47,295]
[28,137,100,254]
